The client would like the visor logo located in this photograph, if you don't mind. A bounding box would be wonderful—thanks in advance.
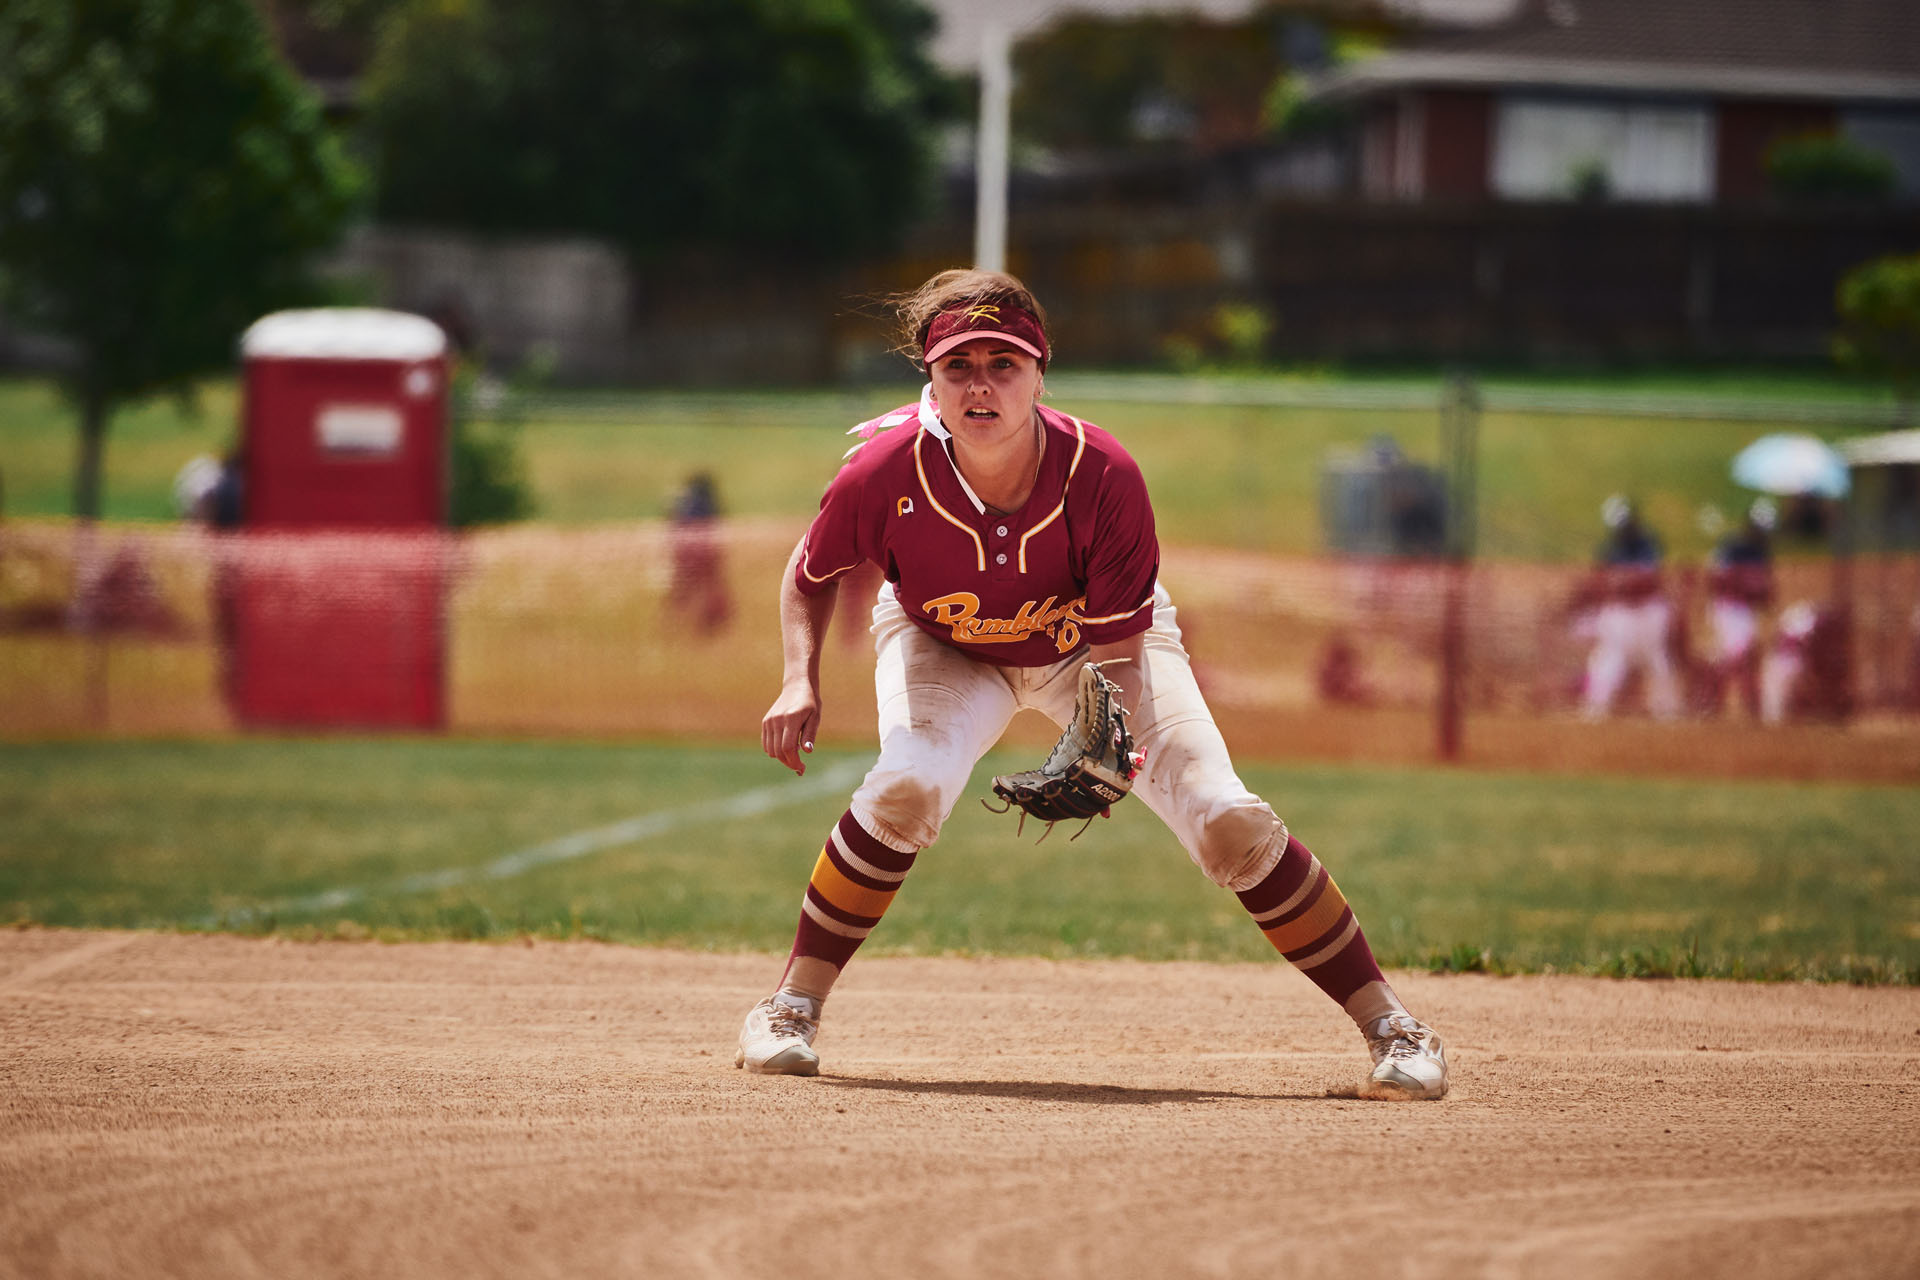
[962,304,1001,322]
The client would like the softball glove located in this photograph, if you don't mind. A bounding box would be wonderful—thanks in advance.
[987,660,1145,840]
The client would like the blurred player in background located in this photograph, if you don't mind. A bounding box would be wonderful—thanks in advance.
[737,268,1447,1100]
[1704,499,1776,719]
[1581,495,1681,720]
[666,472,732,634]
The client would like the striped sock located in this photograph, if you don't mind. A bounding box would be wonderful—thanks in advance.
[778,810,917,1001]
[1235,835,1386,1007]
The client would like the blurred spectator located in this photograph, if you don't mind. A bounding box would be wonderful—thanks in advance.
[667,472,732,634]
[1761,600,1854,724]
[174,448,245,708]
[1315,630,1375,706]
[172,455,221,520]
[210,450,244,528]
[1580,495,1681,720]
[173,450,244,528]
[1778,493,1833,543]
[66,541,180,637]
[1703,499,1777,718]
[1760,602,1816,724]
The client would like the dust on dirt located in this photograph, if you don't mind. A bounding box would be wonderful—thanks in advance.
[3,930,1916,1279]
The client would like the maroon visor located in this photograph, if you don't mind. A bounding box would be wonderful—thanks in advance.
[923,303,1049,368]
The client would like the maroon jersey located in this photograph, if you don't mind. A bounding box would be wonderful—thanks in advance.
[796,397,1158,667]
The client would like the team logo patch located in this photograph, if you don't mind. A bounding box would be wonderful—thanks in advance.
[897,497,914,516]
[921,591,1084,653]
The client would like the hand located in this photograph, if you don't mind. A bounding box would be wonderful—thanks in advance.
[761,678,821,776]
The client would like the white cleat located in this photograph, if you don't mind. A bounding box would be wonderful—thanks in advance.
[1359,1013,1448,1101]
[735,994,821,1076]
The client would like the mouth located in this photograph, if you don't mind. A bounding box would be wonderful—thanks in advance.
[963,406,998,421]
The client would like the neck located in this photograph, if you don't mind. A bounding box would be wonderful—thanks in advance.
[953,412,1044,514]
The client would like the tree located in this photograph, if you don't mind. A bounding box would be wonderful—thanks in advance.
[1013,13,1284,155]
[1767,133,1897,202]
[447,352,546,527]
[1011,9,1392,158]
[359,0,950,261]
[0,0,361,520]
[1835,252,1920,422]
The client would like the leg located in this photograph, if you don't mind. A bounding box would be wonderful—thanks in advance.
[1037,588,1446,1099]
[1712,600,1762,720]
[1582,604,1630,718]
[1638,599,1683,721]
[739,591,1016,1075]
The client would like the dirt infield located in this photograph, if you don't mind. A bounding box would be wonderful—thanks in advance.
[3,930,1916,1279]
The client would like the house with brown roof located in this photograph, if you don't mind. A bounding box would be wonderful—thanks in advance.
[1307,0,1920,203]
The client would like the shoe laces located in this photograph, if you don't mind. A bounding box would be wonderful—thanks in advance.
[1369,1014,1429,1061]
[764,999,818,1041]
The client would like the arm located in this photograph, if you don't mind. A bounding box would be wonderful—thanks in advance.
[1088,631,1146,718]
[761,536,839,776]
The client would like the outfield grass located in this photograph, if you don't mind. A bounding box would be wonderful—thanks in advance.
[3,371,1898,561]
[4,739,1912,983]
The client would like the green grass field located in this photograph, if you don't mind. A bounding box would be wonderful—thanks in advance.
[3,371,1901,560]
[4,739,1913,983]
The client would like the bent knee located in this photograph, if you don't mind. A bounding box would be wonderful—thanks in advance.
[1193,798,1288,890]
[852,780,945,851]
[851,734,972,851]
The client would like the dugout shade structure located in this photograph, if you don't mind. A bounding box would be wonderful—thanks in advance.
[227,308,451,729]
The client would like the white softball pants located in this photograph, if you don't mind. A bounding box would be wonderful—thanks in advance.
[848,583,1290,892]
[1582,598,1681,720]
[1708,598,1760,664]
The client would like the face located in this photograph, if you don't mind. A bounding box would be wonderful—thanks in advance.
[929,337,1044,444]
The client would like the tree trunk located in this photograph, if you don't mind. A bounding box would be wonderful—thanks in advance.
[74,385,110,521]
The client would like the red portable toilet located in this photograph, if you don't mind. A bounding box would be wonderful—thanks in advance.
[227,308,452,729]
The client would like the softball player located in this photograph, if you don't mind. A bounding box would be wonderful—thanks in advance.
[1581,496,1682,721]
[740,268,1447,1100]
[1704,499,1776,719]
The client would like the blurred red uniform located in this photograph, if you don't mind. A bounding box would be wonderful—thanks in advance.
[1581,496,1681,720]
[1704,501,1776,718]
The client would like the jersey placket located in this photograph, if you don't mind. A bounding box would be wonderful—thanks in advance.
[987,516,1019,582]
[928,430,1047,585]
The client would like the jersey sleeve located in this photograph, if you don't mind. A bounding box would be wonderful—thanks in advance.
[1077,452,1158,645]
[794,460,873,597]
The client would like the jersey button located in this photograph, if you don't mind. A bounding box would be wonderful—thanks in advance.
[996,524,1009,536]
[995,553,1008,565]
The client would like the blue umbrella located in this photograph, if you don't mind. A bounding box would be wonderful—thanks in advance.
[1730,433,1850,499]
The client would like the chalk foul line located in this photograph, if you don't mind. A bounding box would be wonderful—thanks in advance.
[204,758,868,926]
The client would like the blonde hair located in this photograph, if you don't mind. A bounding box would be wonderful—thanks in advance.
[893,268,1052,367]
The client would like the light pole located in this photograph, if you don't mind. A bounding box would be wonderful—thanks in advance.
[974,20,1012,272]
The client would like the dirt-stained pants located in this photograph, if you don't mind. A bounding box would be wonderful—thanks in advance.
[849,583,1288,892]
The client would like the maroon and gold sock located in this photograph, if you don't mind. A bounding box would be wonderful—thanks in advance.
[777,810,917,1002]
[1235,835,1387,1008]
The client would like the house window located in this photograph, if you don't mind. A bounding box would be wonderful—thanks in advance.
[1843,110,1920,200]
[1493,97,1713,201]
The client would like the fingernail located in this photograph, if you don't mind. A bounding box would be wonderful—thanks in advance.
[802,741,814,751]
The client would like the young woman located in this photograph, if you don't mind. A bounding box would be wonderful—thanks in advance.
[740,268,1447,1100]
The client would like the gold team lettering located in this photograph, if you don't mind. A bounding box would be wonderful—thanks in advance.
[922,591,1083,653]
